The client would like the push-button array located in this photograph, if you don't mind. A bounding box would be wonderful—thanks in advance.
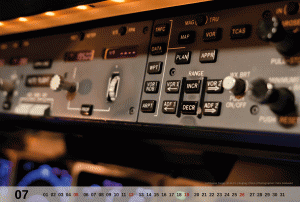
[144,22,252,115]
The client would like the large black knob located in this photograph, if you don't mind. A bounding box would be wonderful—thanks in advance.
[249,78,295,115]
[257,16,300,56]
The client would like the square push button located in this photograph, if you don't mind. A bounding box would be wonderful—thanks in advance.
[165,80,181,93]
[200,49,217,63]
[178,31,196,44]
[203,102,221,116]
[150,43,167,55]
[185,80,201,93]
[175,51,191,64]
[81,104,93,116]
[141,100,156,113]
[230,24,252,39]
[147,62,163,74]
[182,101,198,115]
[144,81,160,93]
[206,79,223,93]
[154,24,170,37]
[203,28,222,42]
[162,101,177,114]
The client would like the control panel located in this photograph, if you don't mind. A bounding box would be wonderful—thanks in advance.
[1,1,300,138]
[139,1,300,134]
[0,21,152,122]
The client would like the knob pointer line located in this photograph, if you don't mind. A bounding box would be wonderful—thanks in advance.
[50,68,110,112]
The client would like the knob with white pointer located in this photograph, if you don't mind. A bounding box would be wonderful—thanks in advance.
[0,78,14,92]
[249,78,295,115]
[223,76,246,96]
[50,75,77,93]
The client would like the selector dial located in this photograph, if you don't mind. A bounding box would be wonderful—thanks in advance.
[223,76,246,96]
[0,78,14,92]
[257,16,300,56]
[50,75,78,93]
[249,78,295,115]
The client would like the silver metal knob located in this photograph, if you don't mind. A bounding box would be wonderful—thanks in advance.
[50,75,78,93]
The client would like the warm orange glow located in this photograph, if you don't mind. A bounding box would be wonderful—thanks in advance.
[19,17,28,22]
[0,22,4,26]
[45,12,55,16]
[76,5,88,10]
[111,0,126,2]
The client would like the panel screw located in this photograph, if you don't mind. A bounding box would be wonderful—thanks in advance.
[170,68,176,76]
[129,107,135,115]
[143,26,149,34]
[250,105,259,115]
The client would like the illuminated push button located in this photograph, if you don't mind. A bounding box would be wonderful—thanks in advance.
[223,76,246,96]
[81,105,93,116]
[50,75,78,93]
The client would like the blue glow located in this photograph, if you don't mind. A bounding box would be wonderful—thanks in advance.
[17,164,72,187]
[103,179,122,187]
[23,162,34,171]
[0,159,12,186]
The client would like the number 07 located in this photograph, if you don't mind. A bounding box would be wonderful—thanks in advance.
[15,190,28,199]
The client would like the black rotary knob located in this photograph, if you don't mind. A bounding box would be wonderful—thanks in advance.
[223,76,246,96]
[249,78,295,115]
[257,16,300,56]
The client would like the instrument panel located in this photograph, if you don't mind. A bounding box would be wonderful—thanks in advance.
[0,1,300,147]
